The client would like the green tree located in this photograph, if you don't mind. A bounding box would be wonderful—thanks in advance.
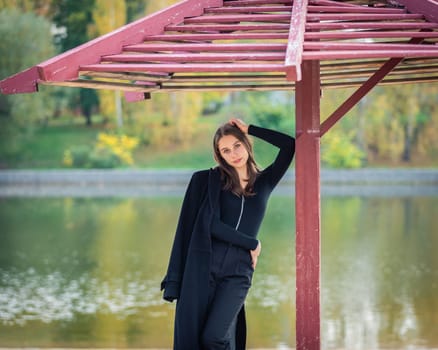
[365,84,438,164]
[0,9,57,158]
[220,91,295,134]
[145,0,178,13]
[50,0,99,126]
[0,0,53,16]
[126,0,148,22]
[90,0,127,127]
[322,130,365,168]
[321,83,438,166]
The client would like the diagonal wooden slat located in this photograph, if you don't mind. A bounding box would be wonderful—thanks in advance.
[40,79,160,92]
[144,31,438,43]
[306,31,438,40]
[306,22,438,30]
[304,49,438,60]
[184,13,292,23]
[309,0,359,7]
[164,23,291,31]
[143,32,289,41]
[307,5,406,14]
[80,63,288,73]
[205,6,293,13]
[80,71,172,82]
[102,52,286,62]
[224,0,293,6]
[124,43,287,53]
[304,42,438,51]
[306,13,424,21]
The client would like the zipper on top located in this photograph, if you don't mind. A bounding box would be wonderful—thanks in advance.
[235,196,245,230]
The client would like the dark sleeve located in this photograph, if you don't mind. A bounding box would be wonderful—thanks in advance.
[211,215,259,250]
[248,124,295,188]
[160,171,207,302]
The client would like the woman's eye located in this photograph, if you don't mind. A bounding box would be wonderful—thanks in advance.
[223,149,230,155]
[235,143,241,149]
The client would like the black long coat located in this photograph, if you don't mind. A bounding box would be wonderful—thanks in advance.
[161,167,247,350]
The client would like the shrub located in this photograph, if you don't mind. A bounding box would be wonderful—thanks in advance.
[64,145,92,168]
[322,131,365,169]
[63,133,139,168]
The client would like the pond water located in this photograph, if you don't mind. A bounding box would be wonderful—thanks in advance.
[0,193,437,349]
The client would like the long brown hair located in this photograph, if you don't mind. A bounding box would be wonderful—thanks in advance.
[213,123,260,196]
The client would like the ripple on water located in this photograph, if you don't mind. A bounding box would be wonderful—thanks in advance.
[0,268,165,325]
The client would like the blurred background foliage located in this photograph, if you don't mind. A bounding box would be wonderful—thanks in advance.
[0,0,437,169]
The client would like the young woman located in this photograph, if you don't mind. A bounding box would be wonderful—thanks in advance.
[161,118,295,350]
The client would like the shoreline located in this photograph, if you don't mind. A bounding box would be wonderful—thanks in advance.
[0,168,437,197]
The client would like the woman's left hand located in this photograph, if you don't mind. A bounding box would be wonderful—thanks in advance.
[250,240,261,269]
[229,118,249,134]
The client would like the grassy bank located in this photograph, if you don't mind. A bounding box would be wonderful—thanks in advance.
[0,125,100,169]
[0,119,436,169]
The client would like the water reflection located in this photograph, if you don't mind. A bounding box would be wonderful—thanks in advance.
[0,195,437,349]
[0,268,163,325]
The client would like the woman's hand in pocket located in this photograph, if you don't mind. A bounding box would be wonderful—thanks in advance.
[250,240,261,269]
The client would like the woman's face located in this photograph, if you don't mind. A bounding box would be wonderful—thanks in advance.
[217,134,249,170]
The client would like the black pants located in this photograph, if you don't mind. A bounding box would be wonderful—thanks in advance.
[201,239,254,350]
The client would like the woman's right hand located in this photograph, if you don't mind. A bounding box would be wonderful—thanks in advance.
[250,240,261,269]
[229,118,249,134]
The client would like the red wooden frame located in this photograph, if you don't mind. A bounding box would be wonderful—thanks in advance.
[0,0,223,94]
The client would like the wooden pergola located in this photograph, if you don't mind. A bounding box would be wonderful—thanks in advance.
[1,0,438,349]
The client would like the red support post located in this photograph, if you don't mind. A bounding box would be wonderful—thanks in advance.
[295,60,321,350]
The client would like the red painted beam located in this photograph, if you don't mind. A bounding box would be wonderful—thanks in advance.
[224,0,292,5]
[124,81,153,102]
[125,91,151,102]
[145,31,438,42]
[165,23,290,31]
[285,0,308,81]
[144,32,289,41]
[295,60,321,350]
[306,31,438,40]
[183,13,423,23]
[103,52,286,62]
[304,41,438,51]
[303,49,438,60]
[309,0,357,7]
[205,6,293,13]
[306,22,438,30]
[395,0,438,23]
[39,0,223,82]
[80,62,286,73]
[184,13,291,23]
[307,5,406,14]
[0,66,39,94]
[1,0,223,93]
[124,43,287,52]
[307,13,424,21]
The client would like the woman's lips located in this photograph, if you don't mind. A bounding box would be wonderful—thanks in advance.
[233,158,243,164]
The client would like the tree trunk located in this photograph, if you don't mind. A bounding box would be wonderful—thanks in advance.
[115,90,123,128]
[402,115,414,162]
[84,109,92,126]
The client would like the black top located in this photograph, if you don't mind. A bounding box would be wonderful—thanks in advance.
[211,125,295,250]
